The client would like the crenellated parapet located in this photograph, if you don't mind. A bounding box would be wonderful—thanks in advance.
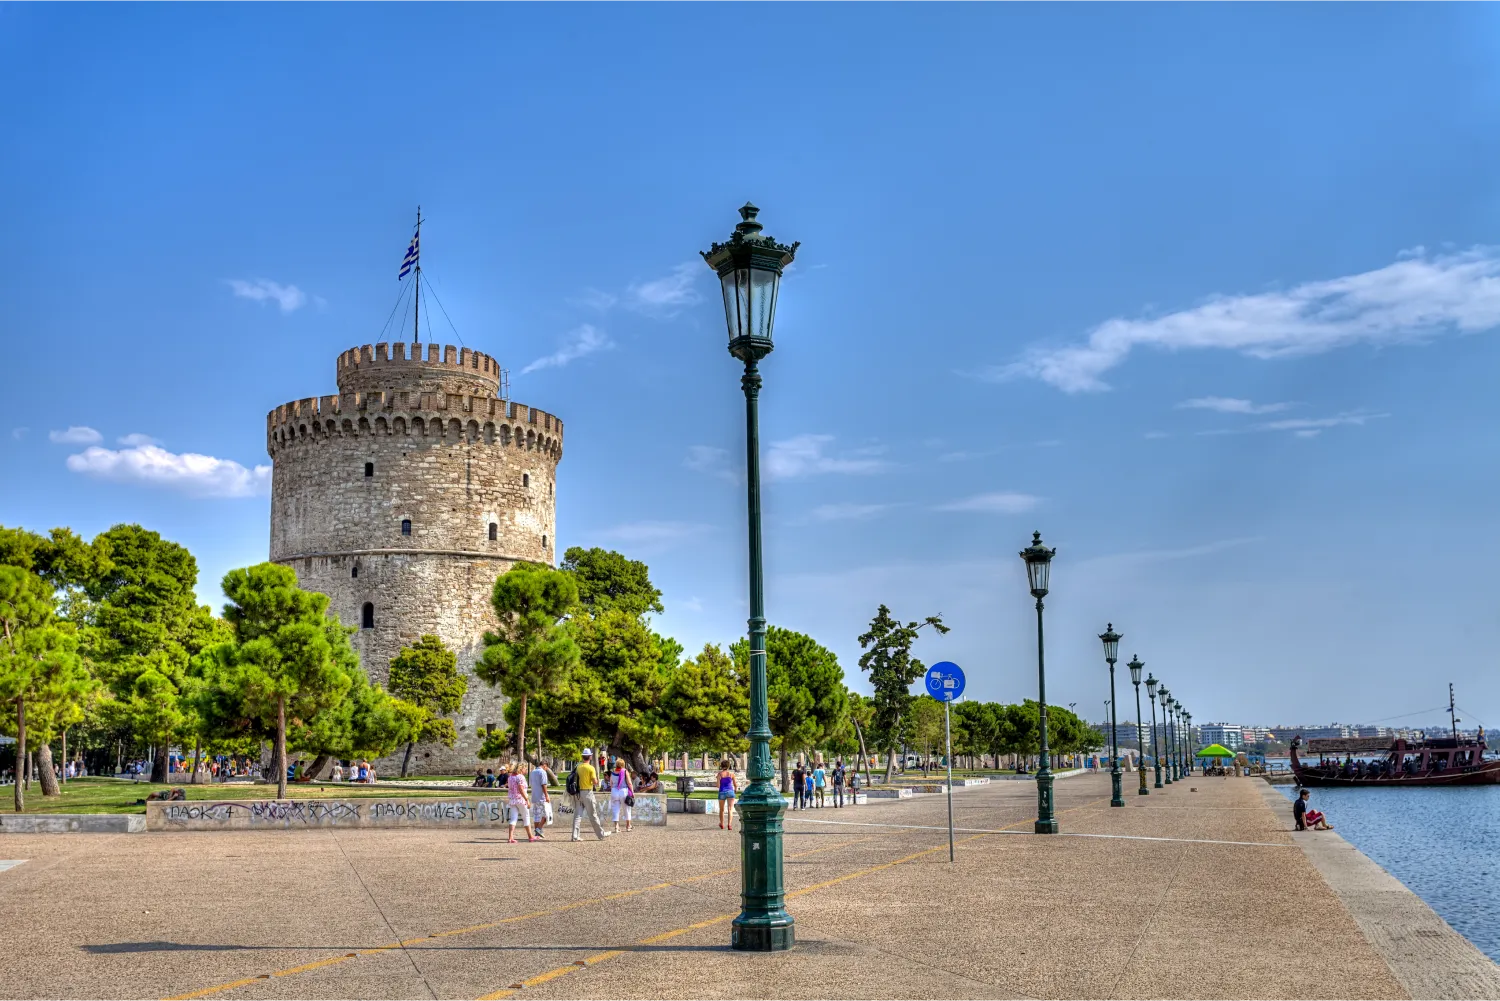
[336,342,502,398]
[265,392,562,460]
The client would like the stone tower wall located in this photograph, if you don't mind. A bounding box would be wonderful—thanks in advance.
[266,342,562,774]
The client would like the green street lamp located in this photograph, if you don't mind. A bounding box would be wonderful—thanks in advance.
[1169,700,1182,781]
[1146,674,1163,788]
[1183,709,1194,776]
[1021,531,1059,834]
[1128,655,1148,796]
[1178,704,1188,778]
[1159,689,1173,784]
[702,202,799,953]
[1098,624,1124,808]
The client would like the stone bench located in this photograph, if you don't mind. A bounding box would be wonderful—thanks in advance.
[1,814,145,834]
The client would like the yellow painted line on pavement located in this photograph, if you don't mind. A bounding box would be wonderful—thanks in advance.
[159,836,872,1001]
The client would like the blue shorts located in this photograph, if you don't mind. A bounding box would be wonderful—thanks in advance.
[719,790,734,800]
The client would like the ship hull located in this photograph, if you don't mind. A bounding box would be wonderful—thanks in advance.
[1290,740,1500,787]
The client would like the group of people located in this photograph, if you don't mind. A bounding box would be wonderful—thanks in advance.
[789,759,856,809]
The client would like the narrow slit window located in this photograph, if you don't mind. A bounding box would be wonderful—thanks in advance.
[523,473,530,488]
[361,602,374,629]
[401,519,412,536]
[488,522,498,541]
[351,564,359,579]
[364,462,374,478]
[542,534,548,549]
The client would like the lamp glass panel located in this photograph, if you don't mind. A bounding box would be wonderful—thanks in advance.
[720,269,749,343]
[749,266,779,341]
[1129,661,1142,685]
[1101,634,1120,663]
[1026,558,1051,594]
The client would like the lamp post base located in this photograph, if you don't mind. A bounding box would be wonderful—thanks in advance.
[1033,818,1059,834]
[1034,770,1058,833]
[732,917,796,952]
[1138,784,1150,795]
[1110,767,1124,807]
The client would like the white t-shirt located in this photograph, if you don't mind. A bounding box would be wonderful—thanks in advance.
[530,766,549,802]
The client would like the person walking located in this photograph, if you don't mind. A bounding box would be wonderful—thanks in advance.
[529,759,553,839]
[609,757,634,833]
[505,762,537,843]
[717,760,738,831]
[803,765,815,808]
[813,760,827,808]
[569,748,609,841]
[832,759,845,808]
[792,761,805,810]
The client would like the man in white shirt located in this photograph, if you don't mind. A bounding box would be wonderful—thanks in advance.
[529,761,554,839]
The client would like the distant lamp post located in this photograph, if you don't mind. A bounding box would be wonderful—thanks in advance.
[1169,699,1182,781]
[1159,689,1174,784]
[1183,709,1194,776]
[1128,655,1148,796]
[1020,531,1059,834]
[1098,624,1124,808]
[1146,674,1163,789]
[702,202,799,953]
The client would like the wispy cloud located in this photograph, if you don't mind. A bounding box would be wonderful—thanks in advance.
[979,246,1500,392]
[1143,431,1171,440]
[521,324,614,375]
[11,428,27,441]
[681,596,704,613]
[1077,536,1262,569]
[49,426,101,445]
[1177,397,1295,415]
[810,502,898,522]
[596,520,714,552]
[66,443,270,498]
[571,288,618,312]
[1196,410,1388,438]
[117,432,161,447]
[934,492,1041,514]
[939,440,1060,463]
[626,263,702,317]
[227,279,308,313]
[684,445,740,484]
[766,435,890,480]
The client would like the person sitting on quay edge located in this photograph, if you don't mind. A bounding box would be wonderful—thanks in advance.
[1293,789,1334,831]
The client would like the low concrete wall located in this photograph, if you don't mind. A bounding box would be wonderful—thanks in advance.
[1,814,145,834]
[149,798,525,831]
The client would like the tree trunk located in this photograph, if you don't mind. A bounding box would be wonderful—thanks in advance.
[13,697,24,813]
[514,693,529,761]
[275,696,288,799]
[36,742,61,797]
[61,729,67,786]
[401,741,415,778]
[884,746,897,784]
[150,742,168,784]
[303,753,330,781]
[191,737,202,785]
[536,727,543,767]
[778,743,789,793]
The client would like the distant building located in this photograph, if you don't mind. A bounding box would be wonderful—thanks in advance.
[1242,726,1274,743]
[1199,723,1244,749]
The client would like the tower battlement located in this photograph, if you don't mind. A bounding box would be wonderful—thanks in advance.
[266,392,562,460]
[336,342,502,398]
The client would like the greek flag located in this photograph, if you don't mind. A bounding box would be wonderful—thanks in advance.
[398,228,420,279]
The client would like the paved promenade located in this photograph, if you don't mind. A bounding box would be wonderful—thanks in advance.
[0,771,1475,999]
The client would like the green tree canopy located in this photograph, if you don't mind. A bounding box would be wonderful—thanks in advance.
[857,605,949,781]
[388,634,467,776]
[478,562,581,760]
[664,643,748,758]
[558,547,663,619]
[733,626,849,792]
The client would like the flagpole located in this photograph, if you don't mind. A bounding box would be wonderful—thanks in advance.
[413,206,422,345]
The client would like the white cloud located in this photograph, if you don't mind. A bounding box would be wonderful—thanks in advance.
[981,246,1500,392]
[66,443,271,498]
[572,288,619,312]
[1195,410,1388,437]
[1176,397,1295,415]
[681,596,704,613]
[117,433,161,447]
[684,445,739,484]
[1143,431,1171,440]
[765,434,890,480]
[596,520,714,551]
[810,502,897,522]
[49,426,102,445]
[934,492,1041,514]
[1076,536,1262,570]
[227,279,308,313]
[521,324,614,375]
[11,428,27,440]
[626,263,703,316]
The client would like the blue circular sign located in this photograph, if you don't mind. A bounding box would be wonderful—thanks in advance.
[925,661,965,702]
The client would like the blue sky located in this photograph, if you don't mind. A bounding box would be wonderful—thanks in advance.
[5,4,1500,731]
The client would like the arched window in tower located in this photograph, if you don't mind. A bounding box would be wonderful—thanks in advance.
[401,519,412,536]
[542,534,548,550]
[351,564,359,579]
[364,462,374,478]
[523,473,530,488]
[361,602,374,629]
[488,522,498,541]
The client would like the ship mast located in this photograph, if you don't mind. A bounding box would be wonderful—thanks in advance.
[1450,682,1459,742]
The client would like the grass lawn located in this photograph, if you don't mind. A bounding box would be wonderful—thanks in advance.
[2,777,545,815]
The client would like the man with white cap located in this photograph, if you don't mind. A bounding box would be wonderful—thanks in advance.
[570,747,610,842]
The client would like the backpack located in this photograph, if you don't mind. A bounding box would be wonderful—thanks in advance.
[566,767,581,796]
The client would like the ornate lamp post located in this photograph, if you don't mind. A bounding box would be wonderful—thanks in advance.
[1145,672,1162,789]
[1098,624,1124,808]
[1128,655,1148,795]
[702,202,799,952]
[1159,689,1173,784]
[1169,699,1182,781]
[1183,709,1194,776]
[1020,531,1059,834]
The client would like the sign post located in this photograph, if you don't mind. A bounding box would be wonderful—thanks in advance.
[924,661,966,862]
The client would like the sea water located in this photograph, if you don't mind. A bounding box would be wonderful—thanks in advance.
[1278,784,1500,962]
